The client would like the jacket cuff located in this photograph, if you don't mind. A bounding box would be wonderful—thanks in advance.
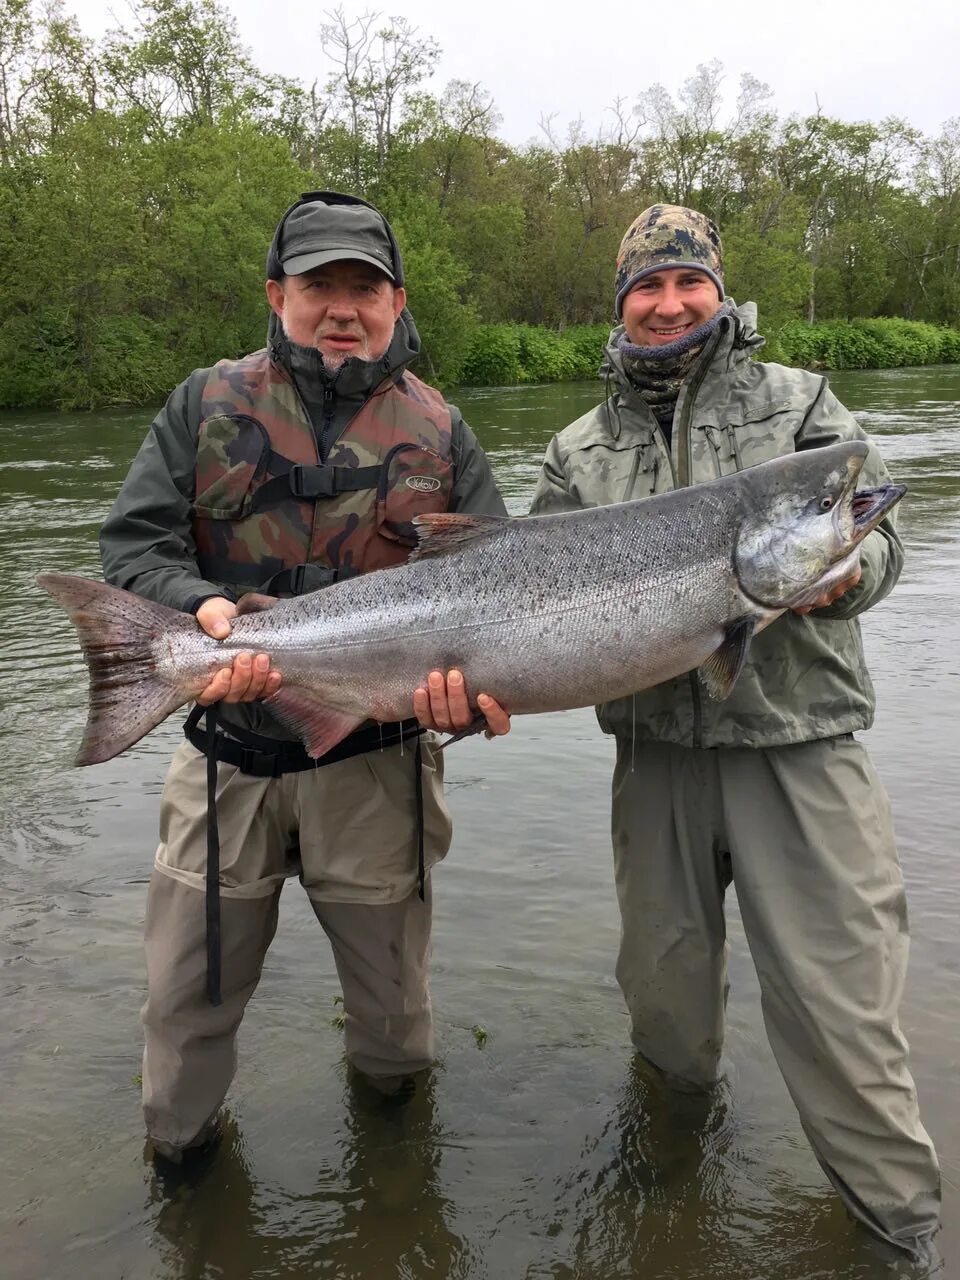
[185,590,235,616]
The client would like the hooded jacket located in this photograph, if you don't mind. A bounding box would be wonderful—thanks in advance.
[100,306,505,742]
[529,302,904,748]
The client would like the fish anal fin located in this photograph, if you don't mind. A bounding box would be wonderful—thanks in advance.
[235,592,280,616]
[410,512,509,561]
[698,615,758,701]
[265,688,362,759]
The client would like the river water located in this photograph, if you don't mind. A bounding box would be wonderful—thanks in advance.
[1,368,958,1280]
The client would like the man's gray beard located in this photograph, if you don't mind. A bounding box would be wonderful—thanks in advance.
[320,348,370,375]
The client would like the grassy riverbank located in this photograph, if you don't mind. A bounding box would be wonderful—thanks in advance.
[457,325,612,386]
[3,317,958,412]
[773,318,960,370]
[456,317,960,387]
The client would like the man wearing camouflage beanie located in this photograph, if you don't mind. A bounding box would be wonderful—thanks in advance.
[423,203,941,1268]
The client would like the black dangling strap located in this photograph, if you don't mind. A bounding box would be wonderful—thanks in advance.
[184,702,204,736]
[205,704,223,1006]
[415,732,425,901]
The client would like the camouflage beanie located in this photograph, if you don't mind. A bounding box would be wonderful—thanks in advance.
[614,205,724,318]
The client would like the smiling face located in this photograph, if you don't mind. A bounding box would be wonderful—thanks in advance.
[265,259,406,371]
[621,268,723,347]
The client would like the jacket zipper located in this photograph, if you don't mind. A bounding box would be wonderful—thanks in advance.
[318,382,336,462]
[656,423,677,489]
[271,353,333,563]
[623,403,690,741]
[622,399,676,502]
[623,447,644,502]
[674,337,720,749]
[675,331,720,489]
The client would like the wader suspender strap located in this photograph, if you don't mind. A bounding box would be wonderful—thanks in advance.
[415,732,425,901]
[184,705,427,1003]
[205,704,223,1006]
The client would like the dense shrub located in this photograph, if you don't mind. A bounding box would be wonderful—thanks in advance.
[457,325,524,386]
[515,326,579,382]
[940,327,960,362]
[456,317,960,387]
[458,323,609,386]
[773,318,960,371]
[562,325,613,379]
[0,311,183,409]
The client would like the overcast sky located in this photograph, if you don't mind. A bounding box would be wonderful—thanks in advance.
[73,0,959,143]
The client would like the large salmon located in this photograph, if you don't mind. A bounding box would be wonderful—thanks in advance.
[38,440,903,765]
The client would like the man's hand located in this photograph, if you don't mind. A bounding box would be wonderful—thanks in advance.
[413,669,511,737]
[195,597,283,705]
[792,564,862,615]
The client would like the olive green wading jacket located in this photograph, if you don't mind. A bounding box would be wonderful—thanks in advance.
[529,302,904,749]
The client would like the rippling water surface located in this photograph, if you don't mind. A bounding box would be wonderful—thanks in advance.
[1,367,958,1279]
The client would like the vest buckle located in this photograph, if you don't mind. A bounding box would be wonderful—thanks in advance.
[289,463,337,498]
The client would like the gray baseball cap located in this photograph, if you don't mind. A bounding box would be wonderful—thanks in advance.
[277,201,397,280]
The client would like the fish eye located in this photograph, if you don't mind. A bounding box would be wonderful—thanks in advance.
[819,496,835,511]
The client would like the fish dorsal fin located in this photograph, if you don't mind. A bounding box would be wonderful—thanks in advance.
[698,615,757,701]
[410,512,509,561]
[265,688,363,759]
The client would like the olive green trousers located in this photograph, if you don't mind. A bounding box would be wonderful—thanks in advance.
[141,736,451,1157]
[611,735,941,1258]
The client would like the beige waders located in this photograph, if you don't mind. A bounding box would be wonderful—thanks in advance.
[141,736,451,1157]
[611,734,940,1257]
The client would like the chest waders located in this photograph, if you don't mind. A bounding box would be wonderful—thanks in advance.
[186,704,427,1006]
[189,350,454,1004]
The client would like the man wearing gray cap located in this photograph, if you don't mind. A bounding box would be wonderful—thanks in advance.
[99,191,507,1165]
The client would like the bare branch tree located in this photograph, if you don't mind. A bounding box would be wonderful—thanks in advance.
[319,6,439,184]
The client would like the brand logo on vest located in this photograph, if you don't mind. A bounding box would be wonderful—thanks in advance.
[405,475,442,493]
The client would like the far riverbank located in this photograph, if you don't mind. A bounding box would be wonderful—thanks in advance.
[456,316,960,388]
[1,318,958,413]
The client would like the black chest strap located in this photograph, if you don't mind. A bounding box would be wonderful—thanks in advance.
[250,458,382,512]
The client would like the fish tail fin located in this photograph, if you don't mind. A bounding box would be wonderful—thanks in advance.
[37,572,194,765]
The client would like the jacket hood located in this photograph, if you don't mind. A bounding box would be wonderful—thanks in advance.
[267,305,422,401]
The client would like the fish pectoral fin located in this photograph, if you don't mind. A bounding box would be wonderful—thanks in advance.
[409,512,510,560]
[264,689,363,759]
[235,592,280,615]
[435,712,489,751]
[698,615,758,701]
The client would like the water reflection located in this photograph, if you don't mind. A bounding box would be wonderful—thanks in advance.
[488,1055,919,1280]
[148,1077,471,1280]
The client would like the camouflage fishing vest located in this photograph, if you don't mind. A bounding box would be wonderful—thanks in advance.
[192,350,454,595]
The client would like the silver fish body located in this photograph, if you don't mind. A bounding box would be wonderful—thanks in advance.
[38,440,904,764]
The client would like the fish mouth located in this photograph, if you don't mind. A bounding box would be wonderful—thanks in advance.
[846,482,907,542]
